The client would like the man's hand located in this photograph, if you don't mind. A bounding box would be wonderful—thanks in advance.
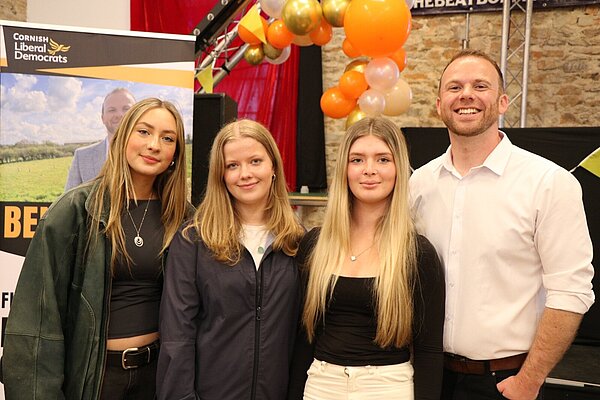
[496,374,541,400]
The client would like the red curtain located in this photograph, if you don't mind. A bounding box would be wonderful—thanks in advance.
[131,0,298,190]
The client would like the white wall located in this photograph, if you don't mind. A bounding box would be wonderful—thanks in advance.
[27,0,129,30]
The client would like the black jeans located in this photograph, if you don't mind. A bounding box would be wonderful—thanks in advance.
[441,367,544,400]
[100,356,157,400]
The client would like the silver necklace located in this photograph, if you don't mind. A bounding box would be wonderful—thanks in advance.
[126,198,151,247]
[350,243,374,262]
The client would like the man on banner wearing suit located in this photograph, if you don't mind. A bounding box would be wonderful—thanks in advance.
[64,87,136,190]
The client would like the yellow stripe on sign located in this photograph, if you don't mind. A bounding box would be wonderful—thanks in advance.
[0,57,7,67]
[36,66,194,89]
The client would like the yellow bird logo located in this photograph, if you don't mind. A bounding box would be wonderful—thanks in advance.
[48,38,71,55]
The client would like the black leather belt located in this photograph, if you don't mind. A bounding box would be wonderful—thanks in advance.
[106,340,160,370]
[444,352,527,375]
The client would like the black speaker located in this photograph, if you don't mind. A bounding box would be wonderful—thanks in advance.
[192,93,237,205]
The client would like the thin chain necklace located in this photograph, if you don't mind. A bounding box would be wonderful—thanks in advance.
[126,197,152,247]
[350,243,374,262]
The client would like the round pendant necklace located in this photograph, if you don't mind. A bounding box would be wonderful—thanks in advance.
[350,243,374,262]
[126,198,152,247]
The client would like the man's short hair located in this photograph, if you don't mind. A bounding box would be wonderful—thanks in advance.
[101,88,135,115]
[437,49,505,94]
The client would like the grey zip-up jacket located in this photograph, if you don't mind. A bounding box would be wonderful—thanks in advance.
[157,226,301,400]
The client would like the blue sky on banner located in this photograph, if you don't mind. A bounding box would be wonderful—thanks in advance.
[0,73,194,145]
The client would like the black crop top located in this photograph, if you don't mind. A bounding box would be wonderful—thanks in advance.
[314,276,410,366]
[108,200,164,339]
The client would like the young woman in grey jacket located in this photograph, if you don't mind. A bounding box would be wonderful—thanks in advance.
[157,119,305,400]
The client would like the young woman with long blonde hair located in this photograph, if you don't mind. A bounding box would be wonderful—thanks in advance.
[2,98,191,399]
[288,117,445,400]
[157,119,305,400]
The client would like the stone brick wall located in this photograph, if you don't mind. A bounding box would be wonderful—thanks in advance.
[301,5,600,228]
[0,0,26,21]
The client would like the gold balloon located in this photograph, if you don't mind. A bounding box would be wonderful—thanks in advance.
[345,106,368,129]
[263,42,283,60]
[321,0,351,27]
[344,58,369,73]
[244,44,265,65]
[292,34,313,47]
[281,0,322,36]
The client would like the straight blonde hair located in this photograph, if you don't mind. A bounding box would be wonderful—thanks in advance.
[185,119,304,264]
[303,117,417,348]
[88,98,189,269]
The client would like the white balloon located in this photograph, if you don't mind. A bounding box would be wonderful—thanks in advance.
[383,78,412,116]
[266,45,292,64]
[364,57,400,93]
[358,89,386,117]
[260,0,286,18]
[405,0,415,9]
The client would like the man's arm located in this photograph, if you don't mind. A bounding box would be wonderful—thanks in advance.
[496,307,582,400]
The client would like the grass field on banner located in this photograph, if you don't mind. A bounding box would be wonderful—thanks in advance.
[0,157,71,202]
[0,145,194,203]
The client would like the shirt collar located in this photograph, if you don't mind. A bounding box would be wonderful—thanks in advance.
[439,130,512,177]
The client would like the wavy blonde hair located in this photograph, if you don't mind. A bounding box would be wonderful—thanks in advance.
[88,97,189,269]
[185,119,303,264]
[303,117,417,348]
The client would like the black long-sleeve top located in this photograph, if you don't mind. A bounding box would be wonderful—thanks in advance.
[287,228,445,400]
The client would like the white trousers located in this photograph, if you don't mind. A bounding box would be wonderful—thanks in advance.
[303,358,414,400]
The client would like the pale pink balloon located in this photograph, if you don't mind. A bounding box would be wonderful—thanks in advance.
[358,89,386,116]
[261,0,286,18]
[266,45,292,64]
[364,57,400,93]
[383,78,412,116]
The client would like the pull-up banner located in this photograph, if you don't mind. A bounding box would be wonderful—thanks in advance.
[411,0,600,15]
[0,20,195,399]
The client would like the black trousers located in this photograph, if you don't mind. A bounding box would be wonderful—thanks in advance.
[100,356,157,400]
[441,367,544,400]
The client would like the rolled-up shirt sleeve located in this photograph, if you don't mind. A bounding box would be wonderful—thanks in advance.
[535,168,595,313]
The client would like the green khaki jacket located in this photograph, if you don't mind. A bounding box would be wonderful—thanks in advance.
[3,182,114,400]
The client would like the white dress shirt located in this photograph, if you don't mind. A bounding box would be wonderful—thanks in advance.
[409,132,594,360]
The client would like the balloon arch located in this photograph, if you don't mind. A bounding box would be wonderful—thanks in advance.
[236,0,414,128]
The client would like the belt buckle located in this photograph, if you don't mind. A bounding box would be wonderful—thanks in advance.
[121,346,150,370]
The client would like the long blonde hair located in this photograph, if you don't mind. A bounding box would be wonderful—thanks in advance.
[303,117,417,348]
[88,97,189,268]
[185,119,304,264]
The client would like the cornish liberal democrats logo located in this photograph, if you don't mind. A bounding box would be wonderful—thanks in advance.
[12,32,70,63]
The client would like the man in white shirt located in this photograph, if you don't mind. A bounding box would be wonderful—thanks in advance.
[65,88,136,190]
[410,49,594,400]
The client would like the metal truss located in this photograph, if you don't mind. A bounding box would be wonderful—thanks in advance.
[193,0,254,93]
[499,0,533,128]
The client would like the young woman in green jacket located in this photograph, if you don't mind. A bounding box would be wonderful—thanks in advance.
[1,98,191,399]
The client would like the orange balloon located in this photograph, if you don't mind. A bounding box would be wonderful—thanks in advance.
[321,87,357,118]
[309,18,333,46]
[343,0,412,58]
[238,16,268,45]
[267,20,295,49]
[342,38,361,58]
[389,47,407,71]
[339,70,368,99]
